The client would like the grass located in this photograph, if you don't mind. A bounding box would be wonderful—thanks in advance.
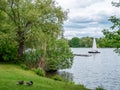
[0,64,89,90]
[95,86,105,90]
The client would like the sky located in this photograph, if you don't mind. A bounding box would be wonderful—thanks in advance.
[55,0,120,39]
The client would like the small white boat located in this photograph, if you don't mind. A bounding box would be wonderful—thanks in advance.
[88,38,100,53]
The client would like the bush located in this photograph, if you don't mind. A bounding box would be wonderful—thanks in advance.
[0,33,17,62]
[45,39,74,71]
[20,64,29,70]
[23,49,43,68]
[95,86,105,90]
[32,68,45,77]
[51,75,63,81]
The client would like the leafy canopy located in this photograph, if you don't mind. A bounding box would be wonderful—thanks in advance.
[103,16,120,53]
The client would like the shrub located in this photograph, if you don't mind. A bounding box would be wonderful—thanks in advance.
[32,68,45,77]
[23,49,43,68]
[95,86,105,90]
[20,64,29,70]
[51,75,63,81]
[45,39,74,71]
[0,33,17,63]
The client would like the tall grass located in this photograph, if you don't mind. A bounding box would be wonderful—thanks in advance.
[0,64,89,90]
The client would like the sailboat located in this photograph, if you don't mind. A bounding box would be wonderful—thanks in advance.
[88,38,100,53]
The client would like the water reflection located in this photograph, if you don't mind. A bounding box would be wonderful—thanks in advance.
[58,71,73,81]
[90,53,98,60]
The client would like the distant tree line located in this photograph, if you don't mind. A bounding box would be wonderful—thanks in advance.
[68,37,115,48]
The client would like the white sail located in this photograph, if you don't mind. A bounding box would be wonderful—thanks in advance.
[88,38,100,53]
[92,38,97,51]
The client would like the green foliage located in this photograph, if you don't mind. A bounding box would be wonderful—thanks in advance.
[97,37,110,48]
[103,16,120,53]
[0,0,68,61]
[45,39,74,71]
[95,86,105,90]
[103,29,120,48]
[0,0,73,74]
[0,33,17,62]
[20,64,29,70]
[69,37,80,47]
[23,49,43,68]
[0,10,17,62]
[80,37,93,47]
[32,68,45,77]
[68,37,93,48]
[51,75,63,81]
[68,36,120,48]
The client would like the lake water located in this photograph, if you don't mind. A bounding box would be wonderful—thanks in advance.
[58,48,120,90]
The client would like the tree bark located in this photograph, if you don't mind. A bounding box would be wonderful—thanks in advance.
[17,29,24,60]
[39,41,46,69]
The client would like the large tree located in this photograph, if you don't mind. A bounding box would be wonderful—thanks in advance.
[0,0,67,61]
[0,0,74,71]
[69,37,80,47]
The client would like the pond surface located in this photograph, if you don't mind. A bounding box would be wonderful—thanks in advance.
[58,48,120,90]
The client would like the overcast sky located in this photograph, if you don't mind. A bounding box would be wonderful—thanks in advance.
[55,0,120,39]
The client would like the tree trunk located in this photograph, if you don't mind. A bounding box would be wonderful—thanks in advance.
[39,41,46,69]
[17,29,24,60]
[18,40,24,60]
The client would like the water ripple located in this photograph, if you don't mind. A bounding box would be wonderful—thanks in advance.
[59,48,120,90]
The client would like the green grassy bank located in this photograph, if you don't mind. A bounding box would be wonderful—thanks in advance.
[0,64,89,90]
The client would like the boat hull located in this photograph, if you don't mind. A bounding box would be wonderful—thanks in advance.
[88,51,100,53]
[74,54,92,57]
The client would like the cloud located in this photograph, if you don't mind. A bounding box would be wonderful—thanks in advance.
[55,0,120,39]
[64,27,104,39]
